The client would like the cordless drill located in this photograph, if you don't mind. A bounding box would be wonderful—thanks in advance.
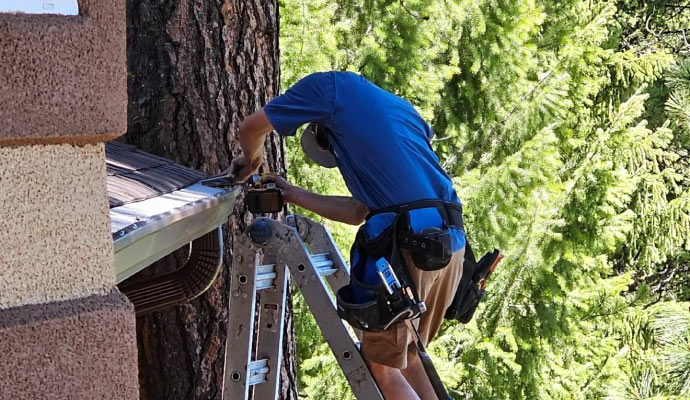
[200,172,285,214]
[244,173,284,214]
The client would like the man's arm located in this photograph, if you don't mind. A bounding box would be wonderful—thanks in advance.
[230,109,274,182]
[240,109,273,163]
[231,73,335,181]
[269,177,369,225]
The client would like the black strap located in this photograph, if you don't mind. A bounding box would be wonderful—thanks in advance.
[390,215,415,295]
[395,217,451,399]
[406,321,452,400]
[367,199,464,231]
[464,236,477,265]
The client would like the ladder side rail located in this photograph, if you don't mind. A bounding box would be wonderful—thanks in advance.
[253,254,289,400]
[288,215,363,340]
[266,220,384,400]
[222,238,260,400]
[287,215,351,292]
[301,218,365,341]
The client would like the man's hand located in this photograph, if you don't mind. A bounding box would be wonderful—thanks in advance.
[229,109,275,183]
[264,175,298,203]
[264,175,368,225]
[228,155,262,183]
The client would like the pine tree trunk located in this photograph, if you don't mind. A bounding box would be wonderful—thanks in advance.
[124,0,297,399]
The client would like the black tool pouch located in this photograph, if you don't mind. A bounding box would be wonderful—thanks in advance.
[336,275,397,332]
[398,227,453,271]
[445,247,502,323]
[393,201,459,272]
[444,261,483,323]
[336,219,423,332]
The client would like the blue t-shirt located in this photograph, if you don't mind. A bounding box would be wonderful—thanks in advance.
[264,71,465,251]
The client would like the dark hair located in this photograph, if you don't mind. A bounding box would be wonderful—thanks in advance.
[314,124,331,150]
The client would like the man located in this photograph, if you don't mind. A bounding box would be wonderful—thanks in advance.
[230,71,465,400]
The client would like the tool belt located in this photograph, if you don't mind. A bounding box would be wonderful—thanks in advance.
[375,199,503,325]
[336,199,463,332]
[336,198,503,331]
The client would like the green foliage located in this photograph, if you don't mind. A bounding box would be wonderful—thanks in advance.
[666,58,690,146]
[654,303,690,396]
[277,0,690,398]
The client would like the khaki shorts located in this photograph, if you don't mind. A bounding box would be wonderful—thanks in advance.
[360,247,465,369]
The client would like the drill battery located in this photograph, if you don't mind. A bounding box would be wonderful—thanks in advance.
[245,174,284,214]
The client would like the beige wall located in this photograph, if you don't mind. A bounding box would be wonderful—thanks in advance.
[0,2,138,398]
[0,143,114,309]
[0,0,126,146]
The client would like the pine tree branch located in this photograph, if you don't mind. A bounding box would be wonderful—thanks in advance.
[467,62,562,170]
[397,0,429,20]
[582,303,630,321]
[579,355,611,393]
[662,4,690,9]
[659,29,690,36]
[431,135,455,142]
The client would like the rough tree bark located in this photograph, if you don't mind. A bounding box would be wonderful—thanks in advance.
[124,0,297,399]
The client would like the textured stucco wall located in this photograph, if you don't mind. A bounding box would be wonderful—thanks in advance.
[0,290,139,399]
[0,143,114,309]
[0,0,126,145]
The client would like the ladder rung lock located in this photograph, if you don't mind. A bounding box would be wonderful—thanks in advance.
[257,264,276,274]
[251,366,270,375]
[257,272,277,280]
[249,358,268,370]
[309,254,337,277]
[255,280,274,290]
[317,267,337,277]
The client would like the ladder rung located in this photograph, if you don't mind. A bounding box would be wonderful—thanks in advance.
[310,253,330,262]
[310,254,336,276]
[257,264,275,274]
[248,359,269,386]
[257,258,334,289]
[317,266,338,277]
[256,265,277,290]
[312,259,334,269]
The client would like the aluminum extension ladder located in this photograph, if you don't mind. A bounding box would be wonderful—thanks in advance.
[222,215,383,400]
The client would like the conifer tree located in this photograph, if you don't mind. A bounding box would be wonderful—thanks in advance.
[276,0,690,398]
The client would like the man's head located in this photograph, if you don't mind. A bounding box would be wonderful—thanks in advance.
[301,123,337,168]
